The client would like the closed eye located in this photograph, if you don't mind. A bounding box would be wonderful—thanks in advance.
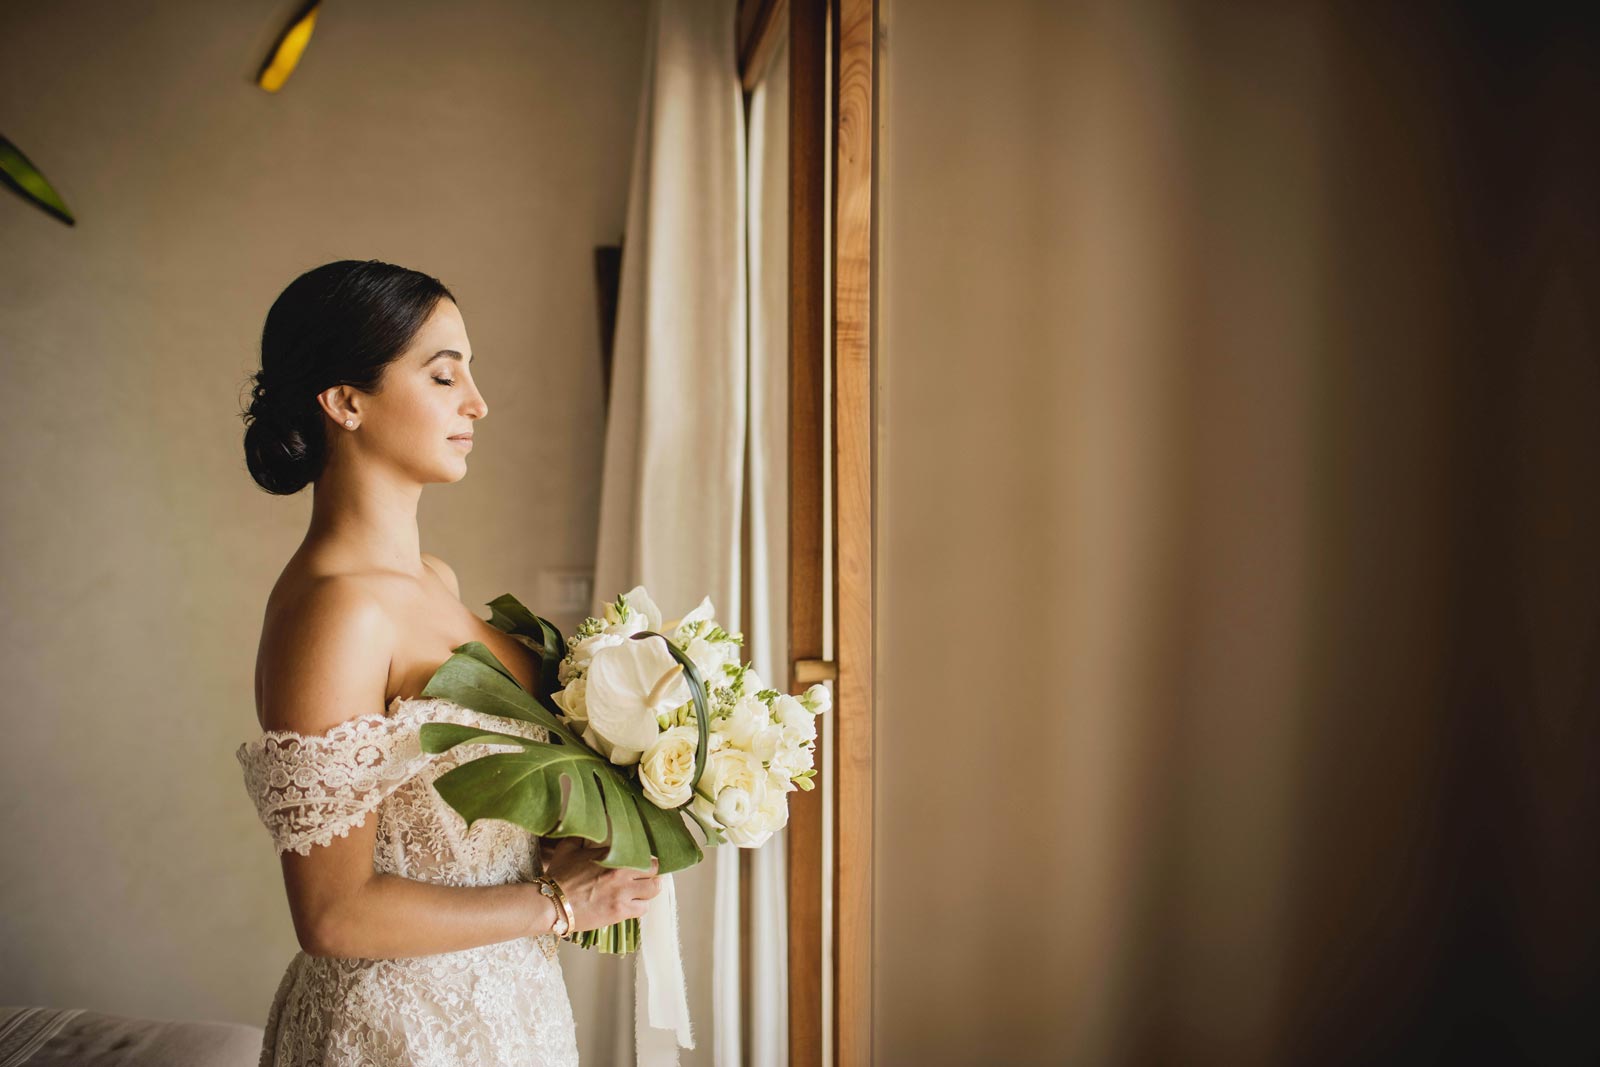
[433,376,455,387]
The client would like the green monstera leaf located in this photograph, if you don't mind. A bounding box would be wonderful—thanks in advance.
[416,595,718,876]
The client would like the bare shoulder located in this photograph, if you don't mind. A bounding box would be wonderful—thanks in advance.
[257,575,397,736]
[420,552,461,600]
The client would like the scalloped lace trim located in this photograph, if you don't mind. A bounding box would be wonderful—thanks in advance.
[236,696,547,858]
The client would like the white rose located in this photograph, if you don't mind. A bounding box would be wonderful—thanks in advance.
[569,632,625,674]
[584,637,690,756]
[638,725,699,808]
[552,676,589,726]
[801,683,832,715]
[713,786,755,828]
[725,773,790,847]
[751,723,785,763]
[689,748,767,830]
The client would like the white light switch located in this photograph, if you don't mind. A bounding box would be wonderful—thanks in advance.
[538,569,595,615]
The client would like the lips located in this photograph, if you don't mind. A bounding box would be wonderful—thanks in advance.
[448,433,474,441]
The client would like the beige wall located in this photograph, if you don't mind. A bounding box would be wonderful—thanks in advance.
[877,2,1599,1064]
[0,0,644,1023]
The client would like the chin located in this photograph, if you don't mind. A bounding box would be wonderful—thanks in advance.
[422,457,470,484]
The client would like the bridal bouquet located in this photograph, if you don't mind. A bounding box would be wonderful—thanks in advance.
[415,584,829,954]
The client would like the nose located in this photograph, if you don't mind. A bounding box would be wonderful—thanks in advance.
[464,380,488,421]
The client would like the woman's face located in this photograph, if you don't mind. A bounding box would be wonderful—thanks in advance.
[351,298,488,485]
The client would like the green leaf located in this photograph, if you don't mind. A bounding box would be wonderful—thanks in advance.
[0,135,74,226]
[596,770,653,869]
[485,593,568,699]
[421,641,575,743]
[683,802,727,846]
[637,789,705,869]
[418,722,541,754]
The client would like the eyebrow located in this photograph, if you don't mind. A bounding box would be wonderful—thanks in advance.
[424,349,474,366]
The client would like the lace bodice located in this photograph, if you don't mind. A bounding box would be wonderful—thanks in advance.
[236,695,580,1067]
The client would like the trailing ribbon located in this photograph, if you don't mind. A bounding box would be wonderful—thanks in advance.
[635,872,693,1064]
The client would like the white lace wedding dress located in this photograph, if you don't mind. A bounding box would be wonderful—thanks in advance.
[236,694,581,1067]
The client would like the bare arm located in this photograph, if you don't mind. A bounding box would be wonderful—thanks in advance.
[262,576,659,960]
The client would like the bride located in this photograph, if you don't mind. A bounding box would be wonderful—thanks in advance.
[236,259,656,1065]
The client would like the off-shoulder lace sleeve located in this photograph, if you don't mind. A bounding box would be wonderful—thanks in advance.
[236,705,430,856]
[235,696,549,857]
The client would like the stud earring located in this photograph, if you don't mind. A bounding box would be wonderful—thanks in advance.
[344,419,355,428]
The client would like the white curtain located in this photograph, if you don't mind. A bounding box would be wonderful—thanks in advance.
[565,0,747,1064]
[744,31,792,1067]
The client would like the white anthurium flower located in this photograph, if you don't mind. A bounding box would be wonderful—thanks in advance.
[582,723,644,766]
[606,606,652,638]
[584,636,691,757]
[552,676,589,727]
[638,725,699,808]
[665,595,716,641]
[617,585,664,631]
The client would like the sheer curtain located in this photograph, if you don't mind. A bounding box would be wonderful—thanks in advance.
[744,31,793,1067]
[566,0,747,1064]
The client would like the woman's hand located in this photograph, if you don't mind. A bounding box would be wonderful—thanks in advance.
[540,836,663,932]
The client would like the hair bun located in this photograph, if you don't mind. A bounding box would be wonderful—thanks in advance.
[242,378,315,495]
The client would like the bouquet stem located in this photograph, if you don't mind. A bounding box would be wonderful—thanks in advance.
[572,918,641,954]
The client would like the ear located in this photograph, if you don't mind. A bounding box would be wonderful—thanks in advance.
[316,384,361,427]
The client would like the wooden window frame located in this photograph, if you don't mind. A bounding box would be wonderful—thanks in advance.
[740,1,876,1063]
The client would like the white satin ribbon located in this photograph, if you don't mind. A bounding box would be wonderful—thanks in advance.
[635,871,694,1064]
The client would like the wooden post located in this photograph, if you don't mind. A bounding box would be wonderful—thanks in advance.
[786,2,828,1064]
[830,0,875,1062]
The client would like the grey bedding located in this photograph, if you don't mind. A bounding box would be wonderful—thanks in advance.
[0,1006,262,1067]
